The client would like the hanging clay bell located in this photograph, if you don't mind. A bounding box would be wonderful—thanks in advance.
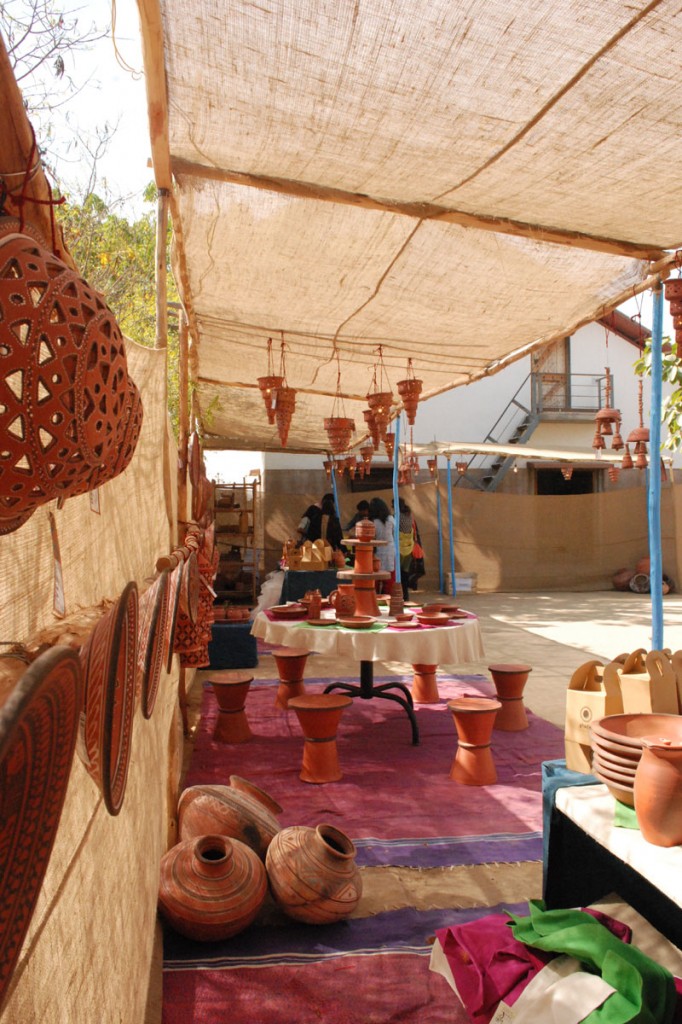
[257,374,283,424]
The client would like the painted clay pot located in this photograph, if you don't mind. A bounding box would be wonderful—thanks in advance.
[265,824,362,924]
[178,776,282,859]
[329,585,356,618]
[634,740,682,847]
[158,834,267,941]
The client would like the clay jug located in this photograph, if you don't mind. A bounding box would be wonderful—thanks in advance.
[158,833,267,940]
[178,776,283,859]
[329,585,356,618]
[265,824,362,924]
[305,589,322,618]
[634,739,682,847]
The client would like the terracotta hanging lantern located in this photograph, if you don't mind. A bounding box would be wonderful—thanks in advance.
[561,466,574,481]
[396,358,423,426]
[384,432,395,461]
[594,367,622,451]
[456,461,467,476]
[664,277,682,357]
[357,459,365,479]
[273,385,296,447]
[324,362,355,453]
[334,457,345,478]
[0,217,143,534]
[621,444,634,470]
[365,347,394,443]
[346,457,357,480]
[363,408,380,448]
[427,457,437,477]
[360,444,373,474]
[608,465,620,483]
[257,338,284,425]
[627,377,649,470]
[322,458,332,478]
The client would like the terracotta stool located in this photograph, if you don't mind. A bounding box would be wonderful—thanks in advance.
[272,647,311,709]
[488,663,533,731]
[411,663,439,704]
[288,694,353,784]
[448,696,502,785]
[208,670,254,743]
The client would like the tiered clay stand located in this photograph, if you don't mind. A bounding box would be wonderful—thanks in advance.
[411,663,439,704]
[288,694,353,783]
[488,663,532,731]
[272,647,310,709]
[208,671,254,743]
[338,538,390,616]
[448,696,501,785]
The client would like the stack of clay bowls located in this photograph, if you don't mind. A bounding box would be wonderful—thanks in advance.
[590,713,682,807]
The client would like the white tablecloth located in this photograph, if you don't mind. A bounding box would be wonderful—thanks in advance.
[251,611,484,666]
[555,784,682,909]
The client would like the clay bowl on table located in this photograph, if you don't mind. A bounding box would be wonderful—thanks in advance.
[336,615,377,630]
[270,604,306,620]
[591,753,637,782]
[394,612,416,622]
[420,603,445,614]
[416,612,451,627]
[592,713,682,750]
[591,732,641,764]
[592,746,638,775]
[594,771,635,807]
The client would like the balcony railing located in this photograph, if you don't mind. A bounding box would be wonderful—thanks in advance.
[531,372,610,414]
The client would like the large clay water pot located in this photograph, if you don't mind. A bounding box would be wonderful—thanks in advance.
[634,739,682,847]
[178,776,282,859]
[158,833,267,940]
[329,585,356,618]
[265,824,362,924]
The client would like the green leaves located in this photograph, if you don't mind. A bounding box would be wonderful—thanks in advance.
[634,336,682,451]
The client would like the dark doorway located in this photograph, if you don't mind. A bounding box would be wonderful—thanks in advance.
[536,469,595,495]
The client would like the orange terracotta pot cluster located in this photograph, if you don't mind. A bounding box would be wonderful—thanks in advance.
[664,278,682,358]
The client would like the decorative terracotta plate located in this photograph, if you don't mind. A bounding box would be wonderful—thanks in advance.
[179,550,200,625]
[416,613,451,627]
[388,620,420,629]
[337,616,377,630]
[447,611,470,620]
[165,562,183,673]
[306,618,337,627]
[0,646,83,1005]
[137,570,170,720]
[79,581,138,816]
[270,604,306,619]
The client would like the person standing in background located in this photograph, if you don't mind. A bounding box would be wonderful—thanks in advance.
[344,499,370,532]
[395,497,415,600]
[368,497,395,593]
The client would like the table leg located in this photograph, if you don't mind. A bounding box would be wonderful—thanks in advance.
[324,660,420,745]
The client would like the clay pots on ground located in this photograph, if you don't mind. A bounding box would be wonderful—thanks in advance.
[158,834,267,941]
[178,776,282,860]
[266,824,362,924]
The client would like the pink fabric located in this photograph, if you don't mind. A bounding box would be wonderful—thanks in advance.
[435,909,635,1024]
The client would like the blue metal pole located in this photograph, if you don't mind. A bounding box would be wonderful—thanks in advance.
[446,457,456,596]
[330,461,340,521]
[649,283,664,649]
[393,416,402,584]
[435,459,444,593]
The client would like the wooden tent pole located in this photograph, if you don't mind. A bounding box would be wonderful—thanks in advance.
[649,282,664,649]
[178,311,189,539]
[155,189,169,349]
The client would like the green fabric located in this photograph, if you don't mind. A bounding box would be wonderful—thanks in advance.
[508,901,675,1024]
[613,801,640,830]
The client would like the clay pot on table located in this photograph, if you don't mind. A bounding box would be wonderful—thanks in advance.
[329,585,356,618]
[158,833,267,941]
[265,824,362,924]
[178,775,282,859]
[634,739,682,847]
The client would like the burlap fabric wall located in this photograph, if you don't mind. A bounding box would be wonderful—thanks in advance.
[0,341,183,1024]
[262,471,680,592]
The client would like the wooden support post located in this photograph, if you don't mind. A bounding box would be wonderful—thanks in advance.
[178,311,189,540]
[155,188,169,350]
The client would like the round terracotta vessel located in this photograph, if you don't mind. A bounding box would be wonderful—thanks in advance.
[265,824,362,924]
[288,693,352,783]
[329,585,356,618]
[634,740,682,847]
[158,834,267,941]
[448,697,501,786]
[272,647,310,708]
[209,671,254,744]
[178,776,282,859]
[355,520,376,541]
[488,663,532,732]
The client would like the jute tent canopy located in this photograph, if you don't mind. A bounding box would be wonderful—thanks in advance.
[137,0,682,455]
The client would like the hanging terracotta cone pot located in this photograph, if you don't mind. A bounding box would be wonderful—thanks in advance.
[257,374,283,425]
[78,581,139,815]
[384,432,395,462]
[178,776,283,860]
[363,409,380,448]
[158,833,267,941]
[274,386,296,446]
[0,217,143,535]
[664,278,682,357]
[324,416,355,454]
[266,824,362,924]
[359,443,374,475]
[397,375,423,426]
[367,391,393,443]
